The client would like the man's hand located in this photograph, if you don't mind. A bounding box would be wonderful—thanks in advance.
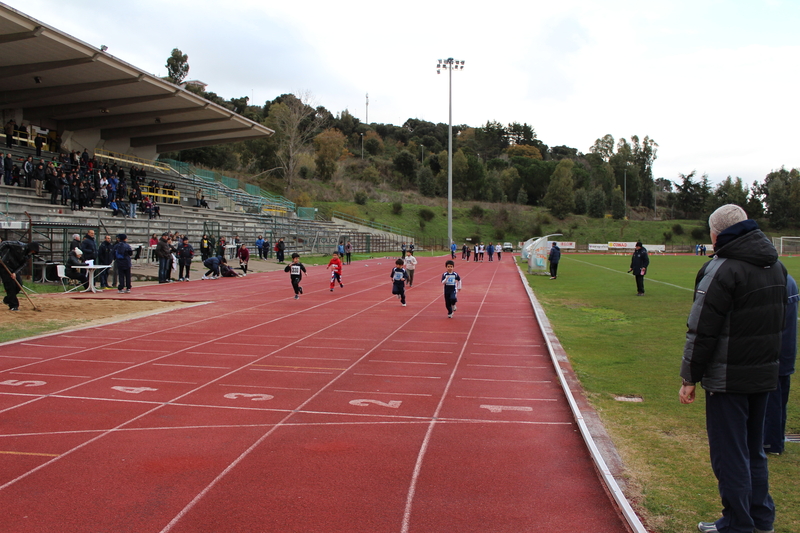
[679,384,696,404]
[10,273,15,280]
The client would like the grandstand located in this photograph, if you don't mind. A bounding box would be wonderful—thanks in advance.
[0,4,412,271]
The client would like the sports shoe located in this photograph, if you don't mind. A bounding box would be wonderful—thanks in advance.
[299,287,303,294]
[402,303,406,307]
[201,275,209,280]
[125,289,131,293]
[9,307,19,311]
[178,277,184,282]
[340,283,344,288]
[294,294,299,300]
[755,528,775,533]
[118,289,125,294]
[330,288,334,292]
[697,522,718,532]
[452,304,457,312]
[448,313,453,318]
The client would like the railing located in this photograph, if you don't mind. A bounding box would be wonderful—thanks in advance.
[95,149,173,173]
[140,186,180,204]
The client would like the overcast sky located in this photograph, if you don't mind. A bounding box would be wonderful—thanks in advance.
[11,0,800,185]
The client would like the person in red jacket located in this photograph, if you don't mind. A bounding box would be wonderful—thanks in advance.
[237,243,250,276]
[326,251,344,292]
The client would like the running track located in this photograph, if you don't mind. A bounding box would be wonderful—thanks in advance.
[0,255,634,533]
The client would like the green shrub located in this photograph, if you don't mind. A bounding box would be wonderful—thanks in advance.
[663,231,673,242]
[392,202,403,215]
[469,205,485,220]
[354,191,368,205]
[691,227,707,240]
[419,208,435,222]
[672,223,684,235]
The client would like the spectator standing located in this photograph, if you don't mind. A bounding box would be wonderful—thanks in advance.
[4,120,14,148]
[680,204,786,533]
[496,244,503,261]
[255,235,265,260]
[69,234,81,253]
[97,234,114,289]
[177,237,194,282]
[337,241,345,258]
[23,156,34,189]
[195,188,202,207]
[345,241,353,265]
[763,274,798,455]
[264,238,271,260]
[276,238,286,263]
[115,234,133,293]
[155,232,172,284]
[450,241,457,259]
[80,230,98,265]
[34,134,44,157]
[487,242,495,262]
[128,187,140,218]
[237,243,250,276]
[629,242,649,296]
[200,234,212,262]
[548,242,561,280]
[3,152,12,185]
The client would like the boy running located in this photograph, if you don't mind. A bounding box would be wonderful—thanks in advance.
[403,250,417,287]
[285,252,307,299]
[391,258,408,306]
[326,251,344,291]
[442,259,462,318]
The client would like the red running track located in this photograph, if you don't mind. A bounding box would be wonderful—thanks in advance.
[0,255,633,533]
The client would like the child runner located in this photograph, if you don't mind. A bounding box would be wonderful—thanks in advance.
[442,259,462,318]
[326,251,344,292]
[403,250,418,287]
[285,252,307,299]
[391,258,408,306]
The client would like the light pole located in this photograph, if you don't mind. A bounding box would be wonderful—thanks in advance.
[360,132,364,160]
[437,57,464,246]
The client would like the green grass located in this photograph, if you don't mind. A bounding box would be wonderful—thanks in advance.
[520,254,800,533]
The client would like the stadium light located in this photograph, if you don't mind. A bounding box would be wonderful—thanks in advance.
[436,57,465,246]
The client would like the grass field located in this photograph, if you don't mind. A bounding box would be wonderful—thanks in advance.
[521,253,800,533]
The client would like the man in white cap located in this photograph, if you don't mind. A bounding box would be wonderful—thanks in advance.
[680,204,786,533]
[65,246,89,290]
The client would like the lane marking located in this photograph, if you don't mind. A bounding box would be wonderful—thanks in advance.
[219,384,311,391]
[294,345,362,351]
[0,355,42,360]
[379,349,453,354]
[20,343,86,348]
[467,364,548,369]
[456,395,557,402]
[353,373,441,380]
[252,364,347,371]
[250,368,335,375]
[462,378,551,383]
[9,372,90,379]
[111,378,198,385]
[480,405,534,413]
[184,352,260,357]
[469,352,543,357]
[64,359,136,364]
[368,360,448,365]
[152,364,231,370]
[334,389,432,397]
[274,356,351,361]
[0,450,60,457]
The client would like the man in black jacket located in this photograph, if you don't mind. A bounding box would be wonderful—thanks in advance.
[548,242,560,279]
[680,204,785,533]
[629,242,649,295]
[97,234,115,289]
[0,241,39,311]
[80,230,97,264]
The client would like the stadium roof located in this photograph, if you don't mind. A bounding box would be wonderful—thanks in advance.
[0,3,273,157]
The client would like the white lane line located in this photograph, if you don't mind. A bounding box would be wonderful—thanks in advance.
[152,363,231,370]
[65,359,136,364]
[102,347,171,352]
[218,384,312,391]
[462,378,551,383]
[185,352,259,357]
[295,345,362,351]
[250,368,335,375]
[368,360,448,365]
[467,364,548,369]
[9,372,91,379]
[334,389,433,397]
[379,349,453,354]
[401,265,500,533]
[111,378,198,385]
[567,256,694,291]
[456,395,557,402]
[20,343,85,348]
[389,340,459,345]
[274,356,351,361]
[353,373,441,380]
[0,355,42,360]
[469,352,544,357]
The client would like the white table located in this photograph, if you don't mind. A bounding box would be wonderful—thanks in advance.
[72,265,112,293]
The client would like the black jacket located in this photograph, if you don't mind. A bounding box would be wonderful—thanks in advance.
[80,235,97,261]
[630,247,649,273]
[681,221,787,393]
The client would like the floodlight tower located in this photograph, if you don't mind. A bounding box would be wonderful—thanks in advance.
[437,57,464,246]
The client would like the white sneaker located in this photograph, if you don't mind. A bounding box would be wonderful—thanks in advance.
[452,304,457,312]
[202,275,209,280]
[402,303,406,307]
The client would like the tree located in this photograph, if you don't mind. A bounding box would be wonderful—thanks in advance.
[587,188,607,218]
[393,151,417,182]
[543,159,575,219]
[674,171,711,219]
[265,92,326,190]
[574,188,588,215]
[363,131,384,156]
[314,128,346,181]
[166,48,189,85]
[505,144,543,160]
[417,166,436,197]
[611,186,625,219]
[589,134,614,161]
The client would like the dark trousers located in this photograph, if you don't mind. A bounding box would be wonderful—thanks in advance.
[98,267,110,288]
[257,246,263,259]
[179,260,191,280]
[2,274,19,309]
[392,281,405,304]
[550,262,559,278]
[706,390,774,533]
[763,375,791,454]
[276,249,284,263]
[346,252,351,264]
[444,288,457,314]
[117,267,131,290]
[158,257,170,283]
[635,274,645,294]
[291,275,302,295]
